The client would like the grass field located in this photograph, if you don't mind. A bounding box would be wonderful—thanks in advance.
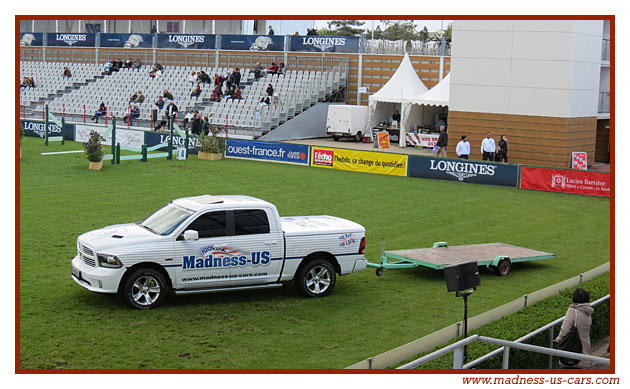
[18,137,610,369]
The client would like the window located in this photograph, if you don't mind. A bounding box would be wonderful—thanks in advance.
[186,211,227,238]
[234,210,270,236]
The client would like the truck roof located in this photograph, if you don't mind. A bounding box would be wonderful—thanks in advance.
[172,195,273,212]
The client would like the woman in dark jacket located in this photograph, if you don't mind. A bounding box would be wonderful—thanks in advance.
[266,84,274,96]
[498,135,508,162]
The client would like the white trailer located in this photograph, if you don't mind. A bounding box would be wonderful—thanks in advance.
[326,105,369,141]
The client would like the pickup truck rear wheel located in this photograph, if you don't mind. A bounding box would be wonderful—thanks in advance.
[121,268,168,309]
[296,259,336,298]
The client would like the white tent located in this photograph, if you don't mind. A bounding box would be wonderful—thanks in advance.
[367,53,428,139]
[400,73,451,147]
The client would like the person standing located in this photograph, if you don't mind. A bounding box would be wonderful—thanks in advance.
[436,125,448,157]
[268,26,275,35]
[497,135,509,162]
[481,132,496,161]
[555,288,594,368]
[456,135,470,159]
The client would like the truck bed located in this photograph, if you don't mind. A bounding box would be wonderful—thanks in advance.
[385,243,555,269]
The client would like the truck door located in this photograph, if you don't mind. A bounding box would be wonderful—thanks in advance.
[174,210,233,288]
[228,208,284,285]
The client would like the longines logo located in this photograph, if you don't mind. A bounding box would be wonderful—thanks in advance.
[302,37,346,51]
[169,34,205,48]
[56,33,87,46]
[429,159,496,181]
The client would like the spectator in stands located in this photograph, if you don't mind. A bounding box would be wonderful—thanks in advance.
[28,77,35,88]
[259,93,270,106]
[62,67,72,78]
[103,61,112,74]
[123,104,132,125]
[129,91,139,104]
[224,70,233,91]
[129,105,140,125]
[268,63,279,75]
[230,68,241,87]
[125,59,133,68]
[21,77,30,89]
[266,84,274,96]
[91,102,106,123]
[201,116,210,135]
[191,85,202,98]
[181,109,195,128]
[199,70,211,84]
[307,28,318,35]
[278,63,285,75]
[115,59,124,69]
[231,87,242,100]
[163,89,174,101]
[136,91,145,104]
[154,96,165,110]
[211,84,222,102]
[268,26,275,35]
[214,73,222,87]
[133,59,142,70]
[191,112,202,135]
[189,70,198,85]
[293,31,300,36]
[254,63,263,80]
[165,101,178,118]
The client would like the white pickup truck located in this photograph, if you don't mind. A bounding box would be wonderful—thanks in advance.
[71,195,367,309]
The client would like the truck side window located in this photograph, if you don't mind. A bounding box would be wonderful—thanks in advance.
[186,211,227,238]
[234,209,270,235]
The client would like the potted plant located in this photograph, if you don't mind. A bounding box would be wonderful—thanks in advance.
[197,125,226,160]
[83,130,105,170]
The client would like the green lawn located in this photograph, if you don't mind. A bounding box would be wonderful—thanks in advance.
[18,137,610,369]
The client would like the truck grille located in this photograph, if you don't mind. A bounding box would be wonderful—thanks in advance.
[78,241,96,267]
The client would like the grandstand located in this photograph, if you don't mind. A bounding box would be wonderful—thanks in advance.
[19,60,347,139]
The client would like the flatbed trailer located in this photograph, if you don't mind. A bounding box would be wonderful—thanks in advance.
[367,242,555,276]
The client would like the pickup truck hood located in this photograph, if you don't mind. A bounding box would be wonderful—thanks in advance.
[281,215,364,236]
[78,223,161,253]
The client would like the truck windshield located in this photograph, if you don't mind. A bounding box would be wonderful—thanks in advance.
[139,203,193,236]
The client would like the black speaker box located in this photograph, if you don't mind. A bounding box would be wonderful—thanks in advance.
[444,261,481,292]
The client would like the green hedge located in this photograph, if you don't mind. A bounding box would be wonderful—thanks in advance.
[397,273,610,369]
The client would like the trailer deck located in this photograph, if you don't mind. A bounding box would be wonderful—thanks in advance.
[367,242,555,276]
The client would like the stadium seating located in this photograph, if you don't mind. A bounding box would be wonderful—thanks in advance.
[20,60,347,139]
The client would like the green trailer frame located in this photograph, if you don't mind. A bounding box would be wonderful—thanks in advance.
[366,241,555,276]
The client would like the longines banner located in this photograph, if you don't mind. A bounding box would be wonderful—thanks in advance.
[100,33,153,48]
[311,147,407,176]
[157,34,216,49]
[144,131,201,154]
[408,156,519,187]
[46,33,96,47]
[20,33,44,47]
[290,35,360,53]
[520,166,610,197]
[221,35,285,51]
[21,119,74,140]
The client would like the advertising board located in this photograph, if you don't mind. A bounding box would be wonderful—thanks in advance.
[408,156,519,187]
[311,147,407,176]
[225,139,309,165]
[520,166,610,197]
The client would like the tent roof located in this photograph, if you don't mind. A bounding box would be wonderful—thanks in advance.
[404,73,450,107]
[368,53,428,103]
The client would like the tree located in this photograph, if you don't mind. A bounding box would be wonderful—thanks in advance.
[418,26,430,42]
[380,20,420,41]
[323,20,366,37]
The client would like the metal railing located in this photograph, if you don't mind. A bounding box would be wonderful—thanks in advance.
[399,295,610,369]
[602,38,610,61]
[599,92,610,113]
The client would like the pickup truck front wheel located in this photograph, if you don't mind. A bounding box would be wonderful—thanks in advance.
[296,259,336,298]
[121,268,168,309]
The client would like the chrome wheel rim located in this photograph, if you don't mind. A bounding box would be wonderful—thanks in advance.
[305,266,331,294]
[131,275,161,306]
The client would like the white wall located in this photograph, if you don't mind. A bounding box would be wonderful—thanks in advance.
[450,20,603,118]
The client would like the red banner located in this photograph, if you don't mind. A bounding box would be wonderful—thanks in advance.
[520,166,610,197]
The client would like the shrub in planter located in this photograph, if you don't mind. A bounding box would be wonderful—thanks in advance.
[83,130,105,169]
[197,125,226,160]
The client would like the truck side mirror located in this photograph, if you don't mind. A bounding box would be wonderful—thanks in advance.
[183,230,199,241]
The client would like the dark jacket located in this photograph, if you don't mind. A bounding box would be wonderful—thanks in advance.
[154,100,165,110]
[136,94,145,104]
[230,71,241,85]
[163,91,174,100]
[499,139,508,154]
[266,86,274,96]
[166,103,178,117]
[437,131,448,148]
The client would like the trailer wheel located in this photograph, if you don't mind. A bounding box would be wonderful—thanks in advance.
[354,131,363,142]
[296,259,336,298]
[376,268,383,277]
[494,260,511,276]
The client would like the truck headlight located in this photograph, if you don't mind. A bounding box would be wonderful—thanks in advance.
[97,254,123,268]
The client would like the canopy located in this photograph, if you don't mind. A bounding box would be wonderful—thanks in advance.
[400,73,451,147]
[368,53,428,133]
